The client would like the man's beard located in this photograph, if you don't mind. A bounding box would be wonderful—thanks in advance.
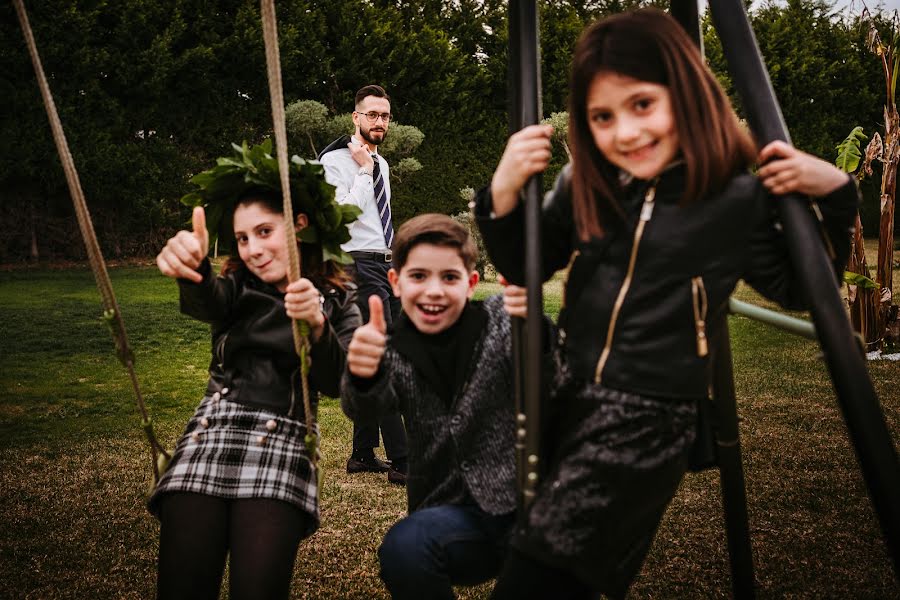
[360,126,386,146]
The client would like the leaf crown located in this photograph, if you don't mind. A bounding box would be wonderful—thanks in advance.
[180,139,361,265]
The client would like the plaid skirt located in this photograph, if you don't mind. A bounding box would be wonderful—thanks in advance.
[512,384,697,598]
[148,393,319,538]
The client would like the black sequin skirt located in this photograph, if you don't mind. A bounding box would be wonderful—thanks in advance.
[512,384,697,597]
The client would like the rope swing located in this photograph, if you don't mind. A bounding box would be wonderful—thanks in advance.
[15,0,323,487]
[12,0,171,483]
[259,0,320,478]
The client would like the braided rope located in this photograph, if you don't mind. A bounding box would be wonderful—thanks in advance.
[259,0,319,473]
[13,0,170,481]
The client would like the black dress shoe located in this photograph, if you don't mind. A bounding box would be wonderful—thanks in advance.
[346,455,390,474]
[387,467,407,485]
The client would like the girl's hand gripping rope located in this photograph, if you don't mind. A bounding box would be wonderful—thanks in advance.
[288,293,320,483]
[285,279,326,341]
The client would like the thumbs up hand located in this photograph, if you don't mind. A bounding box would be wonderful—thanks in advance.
[348,295,388,378]
[191,206,209,257]
[156,206,210,283]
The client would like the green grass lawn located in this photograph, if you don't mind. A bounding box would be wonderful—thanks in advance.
[0,265,897,598]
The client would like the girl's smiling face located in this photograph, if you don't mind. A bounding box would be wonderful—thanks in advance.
[233,201,306,292]
[586,71,679,180]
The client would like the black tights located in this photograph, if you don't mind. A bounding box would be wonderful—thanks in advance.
[156,493,310,600]
[491,549,602,600]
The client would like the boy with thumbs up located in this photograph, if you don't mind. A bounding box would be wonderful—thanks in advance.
[342,213,538,599]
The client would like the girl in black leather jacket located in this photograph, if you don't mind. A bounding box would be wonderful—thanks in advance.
[477,9,859,599]
[150,188,361,600]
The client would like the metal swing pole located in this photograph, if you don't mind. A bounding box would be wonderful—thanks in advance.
[670,0,704,56]
[708,0,900,575]
[669,3,757,596]
[710,324,758,599]
[507,0,544,513]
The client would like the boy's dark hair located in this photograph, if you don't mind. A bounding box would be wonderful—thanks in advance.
[568,8,756,239]
[355,84,389,107]
[392,213,478,272]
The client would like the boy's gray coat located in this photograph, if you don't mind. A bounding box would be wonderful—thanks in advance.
[341,295,516,515]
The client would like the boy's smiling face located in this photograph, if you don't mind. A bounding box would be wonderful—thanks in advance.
[388,243,479,334]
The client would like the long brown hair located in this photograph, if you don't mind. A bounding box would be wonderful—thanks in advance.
[568,8,756,239]
[221,189,350,291]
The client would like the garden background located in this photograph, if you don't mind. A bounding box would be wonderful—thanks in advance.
[1,0,899,261]
[1,0,899,598]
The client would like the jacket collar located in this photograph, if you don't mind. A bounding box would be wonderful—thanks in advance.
[621,160,686,206]
[391,301,488,404]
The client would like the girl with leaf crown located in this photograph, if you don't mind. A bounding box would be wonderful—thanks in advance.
[150,141,361,600]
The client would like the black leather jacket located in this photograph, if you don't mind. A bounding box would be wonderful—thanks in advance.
[178,259,361,417]
[476,164,859,400]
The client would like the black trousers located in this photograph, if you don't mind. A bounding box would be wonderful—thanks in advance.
[345,256,408,461]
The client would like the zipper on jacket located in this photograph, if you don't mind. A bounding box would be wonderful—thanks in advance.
[594,183,657,385]
[561,249,581,310]
[215,332,228,369]
[559,249,581,340]
[691,276,709,357]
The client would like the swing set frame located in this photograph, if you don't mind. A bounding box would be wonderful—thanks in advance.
[508,1,900,597]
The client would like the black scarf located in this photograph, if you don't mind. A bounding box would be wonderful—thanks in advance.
[391,301,487,407]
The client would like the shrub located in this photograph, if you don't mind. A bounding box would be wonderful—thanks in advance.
[452,187,495,280]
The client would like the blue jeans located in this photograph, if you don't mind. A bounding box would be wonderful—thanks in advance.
[378,505,515,600]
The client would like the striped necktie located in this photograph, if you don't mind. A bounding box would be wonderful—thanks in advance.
[372,155,394,248]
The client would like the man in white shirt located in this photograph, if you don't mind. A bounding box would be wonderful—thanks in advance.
[319,85,408,485]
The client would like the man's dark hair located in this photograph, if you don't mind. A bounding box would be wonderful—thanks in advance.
[392,214,478,272]
[355,84,389,107]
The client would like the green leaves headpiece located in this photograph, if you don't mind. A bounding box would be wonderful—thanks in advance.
[180,139,361,265]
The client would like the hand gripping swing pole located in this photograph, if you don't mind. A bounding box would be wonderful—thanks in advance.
[709,0,900,574]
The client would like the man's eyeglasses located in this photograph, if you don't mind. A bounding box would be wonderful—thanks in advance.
[356,111,392,123]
